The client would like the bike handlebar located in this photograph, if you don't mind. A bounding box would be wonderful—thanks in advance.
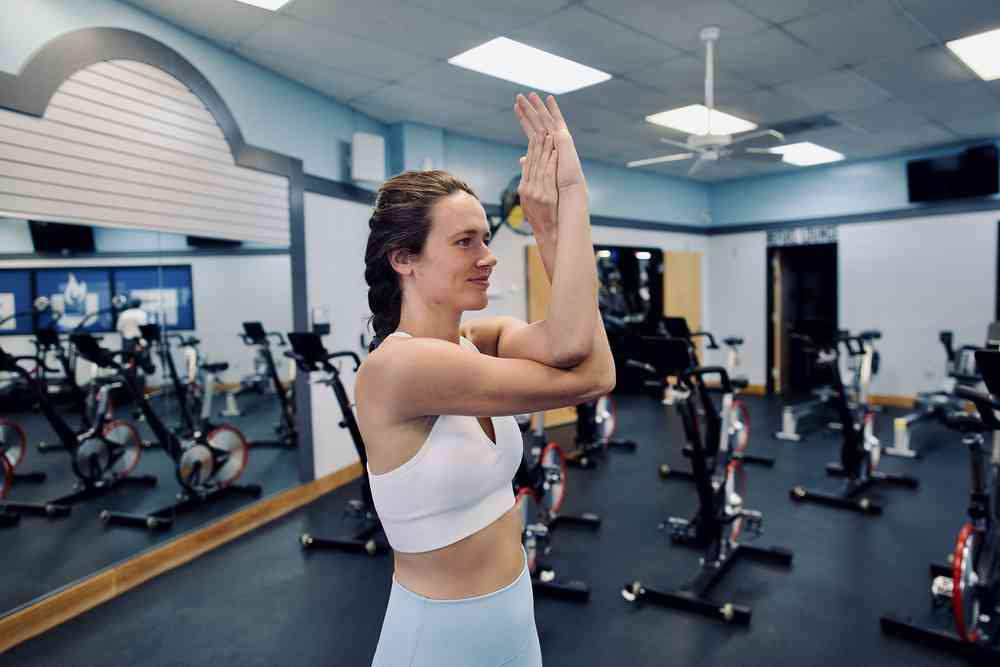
[688,331,719,350]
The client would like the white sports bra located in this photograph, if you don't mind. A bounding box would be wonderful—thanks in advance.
[366,331,524,553]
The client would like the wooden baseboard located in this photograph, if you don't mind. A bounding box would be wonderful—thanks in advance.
[0,463,362,654]
[870,394,916,409]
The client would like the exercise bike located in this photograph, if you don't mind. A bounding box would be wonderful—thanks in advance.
[233,322,297,448]
[789,329,918,515]
[70,333,259,530]
[660,317,774,470]
[513,413,601,602]
[289,332,389,556]
[881,349,1000,662]
[561,394,637,469]
[622,335,793,625]
[888,329,983,458]
[0,342,153,519]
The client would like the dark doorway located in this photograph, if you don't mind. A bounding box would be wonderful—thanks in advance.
[766,243,838,396]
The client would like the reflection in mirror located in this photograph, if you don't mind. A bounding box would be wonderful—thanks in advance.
[0,217,294,619]
[595,244,663,332]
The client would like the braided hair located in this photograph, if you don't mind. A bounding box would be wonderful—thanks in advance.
[365,170,478,352]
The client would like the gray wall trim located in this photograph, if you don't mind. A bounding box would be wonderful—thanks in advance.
[0,248,289,261]
[289,158,314,483]
[0,26,314,482]
[303,174,375,204]
[709,197,1000,235]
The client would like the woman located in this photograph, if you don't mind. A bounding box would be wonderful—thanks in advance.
[356,92,616,667]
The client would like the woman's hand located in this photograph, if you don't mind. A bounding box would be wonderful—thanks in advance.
[514,92,586,192]
[517,129,558,239]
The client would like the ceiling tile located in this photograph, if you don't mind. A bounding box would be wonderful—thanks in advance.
[831,100,931,135]
[731,0,867,24]
[583,0,771,52]
[235,46,390,102]
[557,105,638,136]
[560,78,677,122]
[628,53,760,103]
[776,70,892,112]
[716,27,835,86]
[282,0,495,60]
[874,123,961,153]
[449,110,528,147]
[123,0,272,48]
[897,81,1000,122]
[241,15,435,81]
[856,45,977,99]
[398,63,525,109]
[351,83,498,126]
[940,113,1000,140]
[508,5,679,74]
[713,87,820,125]
[784,0,935,68]
[407,0,568,33]
[896,0,1000,41]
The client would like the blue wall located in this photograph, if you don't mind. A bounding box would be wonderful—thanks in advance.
[709,140,1000,226]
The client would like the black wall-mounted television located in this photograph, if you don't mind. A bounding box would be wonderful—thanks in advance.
[907,144,999,203]
[186,235,243,248]
[29,221,96,254]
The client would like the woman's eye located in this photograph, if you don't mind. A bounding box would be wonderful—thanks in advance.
[458,238,471,246]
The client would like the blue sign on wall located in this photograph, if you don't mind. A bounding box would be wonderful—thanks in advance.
[114,265,195,331]
[0,270,34,335]
[36,268,114,332]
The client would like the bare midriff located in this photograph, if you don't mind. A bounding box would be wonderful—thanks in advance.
[391,505,525,600]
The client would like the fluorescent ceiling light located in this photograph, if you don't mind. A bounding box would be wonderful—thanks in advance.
[597,250,612,258]
[634,251,652,260]
[234,0,291,10]
[947,28,1000,80]
[448,37,611,95]
[645,104,756,136]
[769,142,844,166]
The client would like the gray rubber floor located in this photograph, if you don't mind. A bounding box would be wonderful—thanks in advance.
[0,393,984,666]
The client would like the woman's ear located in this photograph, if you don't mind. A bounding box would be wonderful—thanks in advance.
[388,248,413,277]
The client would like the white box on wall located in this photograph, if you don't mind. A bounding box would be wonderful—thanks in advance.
[351,132,385,183]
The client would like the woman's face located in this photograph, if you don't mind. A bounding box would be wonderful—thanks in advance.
[410,191,497,312]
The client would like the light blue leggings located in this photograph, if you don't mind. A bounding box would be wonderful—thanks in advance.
[371,547,543,666]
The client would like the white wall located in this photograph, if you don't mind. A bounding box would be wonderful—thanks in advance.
[303,192,371,478]
[0,253,293,386]
[704,231,768,385]
[839,212,996,397]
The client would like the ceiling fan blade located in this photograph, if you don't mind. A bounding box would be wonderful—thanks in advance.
[659,137,698,151]
[626,153,697,168]
[687,157,710,176]
[729,128,785,148]
[732,147,784,163]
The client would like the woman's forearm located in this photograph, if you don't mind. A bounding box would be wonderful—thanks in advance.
[534,231,557,285]
[545,184,598,365]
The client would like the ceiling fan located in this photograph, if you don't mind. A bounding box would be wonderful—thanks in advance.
[627,26,786,176]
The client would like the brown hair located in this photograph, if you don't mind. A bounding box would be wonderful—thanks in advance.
[365,170,478,351]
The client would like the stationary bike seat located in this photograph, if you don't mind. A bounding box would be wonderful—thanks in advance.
[723,337,744,347]
[943,411,987,433]
[203,362,229,373]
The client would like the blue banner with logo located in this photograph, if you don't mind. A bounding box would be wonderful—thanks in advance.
[113,265,195,331]
[0,270,34,335]
[36,268,114,332]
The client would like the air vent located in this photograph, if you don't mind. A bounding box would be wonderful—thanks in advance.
[771,114,839,137]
